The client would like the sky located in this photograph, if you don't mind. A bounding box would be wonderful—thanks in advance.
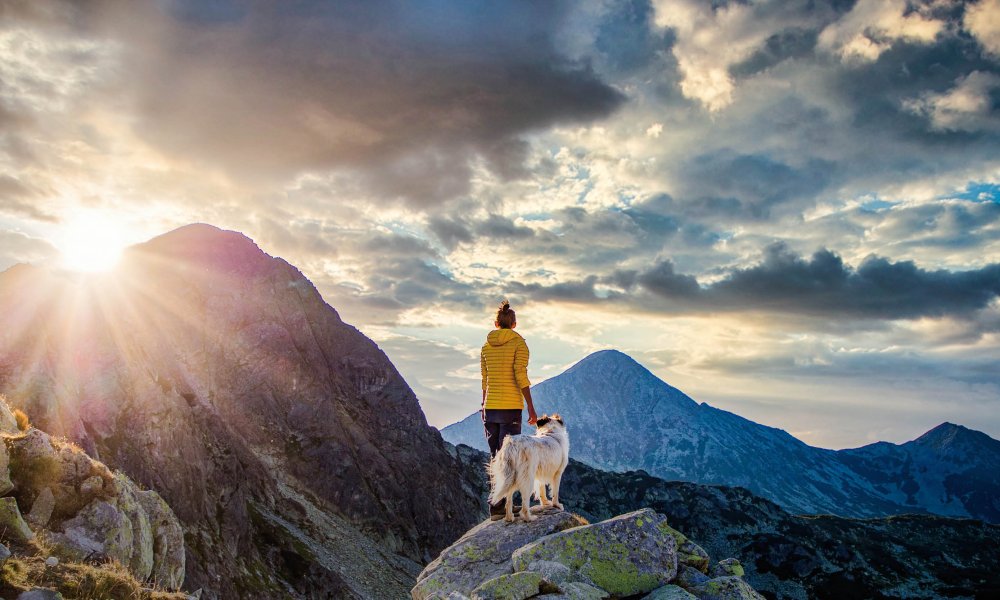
[1,0,998,449]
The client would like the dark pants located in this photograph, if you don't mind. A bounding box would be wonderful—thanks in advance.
[483,409,522,458]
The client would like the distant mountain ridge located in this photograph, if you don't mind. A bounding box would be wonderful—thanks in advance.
[442,350,1000,523]
[449,442,1000,600]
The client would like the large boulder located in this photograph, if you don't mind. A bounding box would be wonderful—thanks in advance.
[114,474,154,581]
[0,437,13,496]
[412,510,587,599]
[137,488,186,590]
[660,523,710,573]
[25,487,54,528]
[687,576,765,600]
[470,571,549,600]
[647,585,697,599]
[0,399,18,434]
[50,499,134,565]
[512,509,678,597]
[0,496,34,543]
[6,428,114,519]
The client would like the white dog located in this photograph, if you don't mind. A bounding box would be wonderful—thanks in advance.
[488,414,569,522]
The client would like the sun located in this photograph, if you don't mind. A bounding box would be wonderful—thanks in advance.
[56,213,131,273]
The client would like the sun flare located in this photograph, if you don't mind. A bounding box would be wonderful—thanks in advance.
[56,213,130,273]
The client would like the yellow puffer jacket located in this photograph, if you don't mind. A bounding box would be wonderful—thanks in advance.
[481,328,531,409]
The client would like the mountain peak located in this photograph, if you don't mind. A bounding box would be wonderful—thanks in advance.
[912,422,999,452]
[126,223,275,276]
[567,349,645,373]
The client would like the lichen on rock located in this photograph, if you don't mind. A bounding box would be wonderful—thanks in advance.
[512,508,678,596]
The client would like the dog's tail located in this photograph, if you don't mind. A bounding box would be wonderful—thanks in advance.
[488,436,519,505]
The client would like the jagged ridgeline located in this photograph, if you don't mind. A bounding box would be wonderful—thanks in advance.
[0,224,481,599]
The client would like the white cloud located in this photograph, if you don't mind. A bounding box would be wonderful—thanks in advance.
[965,0,1000,58]
[818,0,944,63]
[904,70,1000,132]
[652,0,809,111]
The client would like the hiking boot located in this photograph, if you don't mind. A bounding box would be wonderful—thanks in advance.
[489,500,506,521]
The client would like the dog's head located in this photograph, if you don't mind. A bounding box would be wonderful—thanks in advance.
[535,413,565,430]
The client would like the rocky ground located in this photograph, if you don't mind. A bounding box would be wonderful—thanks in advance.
[0,400,187,599]
[413,507,764,600]
[452,443,1000,600]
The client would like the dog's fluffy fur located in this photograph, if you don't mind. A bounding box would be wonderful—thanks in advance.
[488,414,569,522]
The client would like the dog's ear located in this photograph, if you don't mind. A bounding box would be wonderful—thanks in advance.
[553,414,564,425]
[536,416,551,427]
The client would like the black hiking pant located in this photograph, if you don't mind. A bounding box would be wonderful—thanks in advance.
[483,408,522,458]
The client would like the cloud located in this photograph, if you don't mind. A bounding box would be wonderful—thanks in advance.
[965,0,1000,58]
[645,243,1000,319]
[817,0,945,63]
[0,229,59,270]
[904,70,1000,132]
[2,0,624,206]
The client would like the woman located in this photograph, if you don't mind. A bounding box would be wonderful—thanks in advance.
[481,299,538,519]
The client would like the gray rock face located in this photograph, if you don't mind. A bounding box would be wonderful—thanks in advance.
[413,510,586,599]
[26,487,54,528]
[647,585,697,600]
[0,400,18,434]
[0,438,12,496]
[0,496,34,543]
[512,509,678,597]
[675,565,711,589]
[17,591,63,600]
[443,351,1000,523]
[0,542,10,566]
[688,576,765,600]
[137,488,186,590]
[709,558,744,578]
[470,571,547,600]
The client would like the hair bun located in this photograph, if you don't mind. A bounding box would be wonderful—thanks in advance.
[499,299,511,313]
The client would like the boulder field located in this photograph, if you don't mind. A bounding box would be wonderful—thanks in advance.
[0,400,185,593]
[413,507,764,600]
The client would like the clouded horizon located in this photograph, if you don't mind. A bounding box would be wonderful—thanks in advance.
[2,0,999,449]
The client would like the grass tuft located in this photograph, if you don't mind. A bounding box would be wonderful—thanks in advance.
[13,408,30,432]
[0,556,186,600]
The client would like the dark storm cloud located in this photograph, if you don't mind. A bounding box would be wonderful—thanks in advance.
[832,35,1000,143]
[641,243,1000,319]
[10,0,625,205]
[508,241,1000,322]
[675,151,837,219]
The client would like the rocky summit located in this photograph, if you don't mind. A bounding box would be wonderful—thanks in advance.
[442,350,1000,523]
[0,224,481,598]
[452,443,1000,600]
[413,507,765,600]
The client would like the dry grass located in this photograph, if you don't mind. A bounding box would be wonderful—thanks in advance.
[0,556,187,600]
[13,408,30,432]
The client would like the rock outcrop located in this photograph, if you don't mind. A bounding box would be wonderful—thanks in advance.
[0,224,481,598]
[414,508,765,600]
[0,399,185,590]
[453,443,1000,600]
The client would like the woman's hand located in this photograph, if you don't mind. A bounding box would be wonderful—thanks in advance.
[523,386,538,425]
